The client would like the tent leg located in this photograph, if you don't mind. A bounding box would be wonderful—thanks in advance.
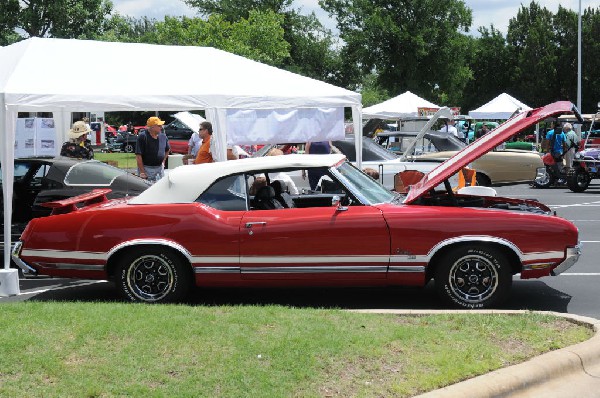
[0,268,20,297]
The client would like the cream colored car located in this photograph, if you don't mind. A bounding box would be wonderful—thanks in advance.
[377,130,543,186]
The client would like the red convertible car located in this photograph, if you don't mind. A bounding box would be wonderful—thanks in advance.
[12,102,582,308]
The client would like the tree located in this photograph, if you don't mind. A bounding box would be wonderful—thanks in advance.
[93,14,159,43]
[0,0,20,45]
[149,11,289,66]
[506,1,558,106]
[4,0,113,39]
[183,0,343,84]
[319,0,472,105]
[582,7,600,113]
[461,26,511,112]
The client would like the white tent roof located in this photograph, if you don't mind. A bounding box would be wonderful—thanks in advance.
[0,38,360,111]
[0,38,363,276]
[468,93,532,120]
[362,91,440,119]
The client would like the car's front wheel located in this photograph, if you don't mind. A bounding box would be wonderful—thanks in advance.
[123,143,135,153]
[434,246,512,309]
[567,167,590,192]
[116,248,191,303]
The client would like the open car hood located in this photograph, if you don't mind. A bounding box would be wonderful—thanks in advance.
[171,111,205,131]
[404,101,581,204]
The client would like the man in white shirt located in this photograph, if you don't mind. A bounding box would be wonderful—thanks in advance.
[439,119,460,140]
[188,131,201,157]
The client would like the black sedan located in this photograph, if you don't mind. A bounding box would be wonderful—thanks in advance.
[4,157,150,226]
[107,132,138,153]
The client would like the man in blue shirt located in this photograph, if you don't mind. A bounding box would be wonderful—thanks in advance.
[545,123,567,181]
[136,117,171,182]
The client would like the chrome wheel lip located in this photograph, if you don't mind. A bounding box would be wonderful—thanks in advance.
[448,254,499,304]
[126,255,174,302]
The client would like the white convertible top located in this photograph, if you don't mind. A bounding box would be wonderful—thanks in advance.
[129,154,346,204]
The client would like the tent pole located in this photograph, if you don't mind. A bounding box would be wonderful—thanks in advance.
[0,97,20,296]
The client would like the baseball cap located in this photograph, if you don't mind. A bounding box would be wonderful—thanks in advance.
[147,116,165,127]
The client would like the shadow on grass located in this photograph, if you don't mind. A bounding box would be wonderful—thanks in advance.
[17,278,572,313]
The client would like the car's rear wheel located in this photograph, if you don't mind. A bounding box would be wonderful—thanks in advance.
[566,167,590,192]
[123,143,135,153]
[434,246,512,309]
[116,248,191,303]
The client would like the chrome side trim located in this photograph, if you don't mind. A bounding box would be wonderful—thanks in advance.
[41,263,104,270]
[194,267,240,274]
[389,266,426,273]
[241,266,387,273]
[107,239,193,262]
[11,241,37,275]
[426,236,525,262]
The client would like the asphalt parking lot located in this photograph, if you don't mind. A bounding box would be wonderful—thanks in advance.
[3,181,600,318]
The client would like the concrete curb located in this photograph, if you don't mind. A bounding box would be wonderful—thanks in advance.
[350,310,600,398]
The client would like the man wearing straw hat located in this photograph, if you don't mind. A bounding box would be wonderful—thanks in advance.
[60,121,94,159]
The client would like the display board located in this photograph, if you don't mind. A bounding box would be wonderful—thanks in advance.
[15,117,58,158]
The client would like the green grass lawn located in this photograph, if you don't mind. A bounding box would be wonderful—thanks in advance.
[0,302,591,397]
[94,152,137,169]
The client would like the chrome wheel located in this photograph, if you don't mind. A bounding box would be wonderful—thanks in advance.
[126,255,174,302]
[117,248,190,303]
[447,254,498,304]
[435,246,511,309]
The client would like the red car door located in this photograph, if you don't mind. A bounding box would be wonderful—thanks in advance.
[239,206,390,280]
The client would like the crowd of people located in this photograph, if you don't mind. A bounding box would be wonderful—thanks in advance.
[60,111,584,193]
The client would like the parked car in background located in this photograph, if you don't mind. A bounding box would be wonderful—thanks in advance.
[2,157,150,232]
[377,129,543,186]
[255,137,442,190]
[164,112,205,154]
[107,131,138,153]
[12,101,583,309]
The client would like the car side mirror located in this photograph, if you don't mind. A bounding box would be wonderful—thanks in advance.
[332,195,348,211]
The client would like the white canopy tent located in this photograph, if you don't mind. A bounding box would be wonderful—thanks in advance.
[0,38,362,294]
[362,91,440,119]
[468,93,532,120]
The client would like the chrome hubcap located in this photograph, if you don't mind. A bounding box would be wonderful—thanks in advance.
[126,255,174,302]
[448,255,498,304]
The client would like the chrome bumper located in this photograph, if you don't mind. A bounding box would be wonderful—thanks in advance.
[552,243,582,276]
[11,241,37,276]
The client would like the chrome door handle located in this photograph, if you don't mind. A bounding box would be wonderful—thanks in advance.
[245,221,267,228]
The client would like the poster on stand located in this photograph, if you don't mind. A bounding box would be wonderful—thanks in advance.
[36,118,58,156]
[15,117,59,158]
[15,118,36,158]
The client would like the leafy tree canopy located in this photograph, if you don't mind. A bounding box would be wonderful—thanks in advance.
[319,0,473,106]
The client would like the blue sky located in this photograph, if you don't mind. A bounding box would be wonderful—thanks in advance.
[110,0,599,35]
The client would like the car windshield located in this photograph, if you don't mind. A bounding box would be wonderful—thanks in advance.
[64,160,129,186]
[332,137,398,162]
[333,161,396,205]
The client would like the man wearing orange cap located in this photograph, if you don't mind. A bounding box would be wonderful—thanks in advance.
[136,116,170,182]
